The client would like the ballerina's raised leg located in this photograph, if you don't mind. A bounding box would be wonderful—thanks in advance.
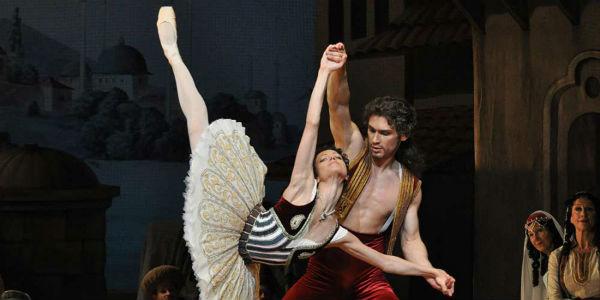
[157,6,208,150]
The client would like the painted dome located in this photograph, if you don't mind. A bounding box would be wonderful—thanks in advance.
[95,37,150,75]
[0,144,98,190]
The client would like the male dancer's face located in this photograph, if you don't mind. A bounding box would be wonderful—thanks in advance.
[367,115,407,160]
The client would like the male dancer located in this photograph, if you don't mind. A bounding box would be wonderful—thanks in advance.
[284,43,455,299]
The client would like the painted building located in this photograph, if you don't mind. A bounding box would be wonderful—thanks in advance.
[40,77,73,112]
[58,61,92,99]
[92,38,150,100]
[0,46,6,81]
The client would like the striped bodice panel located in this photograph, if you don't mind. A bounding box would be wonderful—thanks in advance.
[245,209,293,265]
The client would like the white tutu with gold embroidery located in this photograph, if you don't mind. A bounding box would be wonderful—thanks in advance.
[183,119,267,300]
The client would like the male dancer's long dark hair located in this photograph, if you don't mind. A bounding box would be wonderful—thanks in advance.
[363,96,425,177]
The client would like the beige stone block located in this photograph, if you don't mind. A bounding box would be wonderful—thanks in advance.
[23,212,66,241]
[0,213,24,241]
[66,210,106,240]
[28,275,63,300]
[82,240,105,274]
[0,243,33,271]
[32,241,82,274]
[63,274,106,300]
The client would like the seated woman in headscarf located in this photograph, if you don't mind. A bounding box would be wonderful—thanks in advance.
[520,210,563,300]
[547,191,600,300]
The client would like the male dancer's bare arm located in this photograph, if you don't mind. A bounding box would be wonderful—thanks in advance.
[401,189,456,294]
[401,189,430,265]
[157,7,208,150]
[325,43,363,160]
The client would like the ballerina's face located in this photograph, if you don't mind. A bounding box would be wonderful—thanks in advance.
[314,149,348,181]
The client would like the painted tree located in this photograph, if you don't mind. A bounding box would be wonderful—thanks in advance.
[8,8,23,58]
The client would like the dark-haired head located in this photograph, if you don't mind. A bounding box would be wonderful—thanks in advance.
[313,145,349,182]
[362,96,424,176]
[560,191,600,258]
[363,96,417,137]
[524,212,563,286]
[141,265,184,300]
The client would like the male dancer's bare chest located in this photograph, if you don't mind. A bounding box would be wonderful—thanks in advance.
[341,170,400,233]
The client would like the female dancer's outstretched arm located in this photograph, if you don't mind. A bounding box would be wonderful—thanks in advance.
[281,45,346,205]
[329,233,455,297]
[157,6,208,150]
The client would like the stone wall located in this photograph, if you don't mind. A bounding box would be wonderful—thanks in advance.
[473,3,600,299]
[0,199,111,300]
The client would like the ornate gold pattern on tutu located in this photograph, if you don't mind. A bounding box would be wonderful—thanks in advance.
[200,201,245,231]
[184,120,266,299]
[209,250,239,287]
[201,232,238,257]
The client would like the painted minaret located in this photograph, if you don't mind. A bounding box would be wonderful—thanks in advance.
[79,0,88,94]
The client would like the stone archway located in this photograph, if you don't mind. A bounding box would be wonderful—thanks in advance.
[543,51,600,215]
[567,113,600,195]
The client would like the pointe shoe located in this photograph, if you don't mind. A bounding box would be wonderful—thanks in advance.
[157,6,181,63]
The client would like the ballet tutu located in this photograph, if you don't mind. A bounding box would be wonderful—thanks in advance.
[183,119,267,299]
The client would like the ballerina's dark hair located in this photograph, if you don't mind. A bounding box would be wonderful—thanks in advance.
[313,145,350,178]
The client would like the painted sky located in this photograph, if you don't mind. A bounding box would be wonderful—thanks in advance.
[0,0,317,126]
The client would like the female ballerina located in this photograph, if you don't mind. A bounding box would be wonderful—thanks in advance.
[157,6,454,299]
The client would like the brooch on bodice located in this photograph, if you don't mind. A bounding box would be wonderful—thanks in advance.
[290,214,306,230]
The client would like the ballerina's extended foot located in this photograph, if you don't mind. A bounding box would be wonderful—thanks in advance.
[157,6,181,63]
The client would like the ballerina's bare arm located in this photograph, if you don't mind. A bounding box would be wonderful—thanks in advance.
[281,45,346,204]
[157,6,209,150]
[328,231,455,296]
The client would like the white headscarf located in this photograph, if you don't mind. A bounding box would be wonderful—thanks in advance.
[520,210,564,300]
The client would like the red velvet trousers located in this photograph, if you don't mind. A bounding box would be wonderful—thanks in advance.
[283,230,398,300]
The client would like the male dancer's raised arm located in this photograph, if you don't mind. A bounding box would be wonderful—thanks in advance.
[325,43,364,160]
